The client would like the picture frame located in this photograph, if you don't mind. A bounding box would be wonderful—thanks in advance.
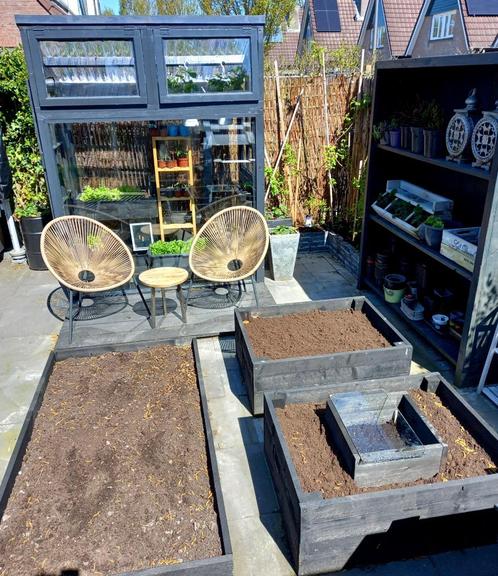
[129,222,153,252]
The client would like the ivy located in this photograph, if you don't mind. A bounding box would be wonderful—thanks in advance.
[0,47,48,217]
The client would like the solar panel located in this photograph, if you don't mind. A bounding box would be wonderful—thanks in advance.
[314,0,341,32]
[466,0,498,15]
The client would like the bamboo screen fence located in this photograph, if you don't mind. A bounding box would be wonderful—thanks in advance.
[264,72,372,238]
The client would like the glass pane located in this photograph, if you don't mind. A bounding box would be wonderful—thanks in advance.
[40,40,138,98]
[164,38,251,95]
[50,118,255,251]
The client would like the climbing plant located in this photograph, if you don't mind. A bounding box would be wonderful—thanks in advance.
[0,47,48,217]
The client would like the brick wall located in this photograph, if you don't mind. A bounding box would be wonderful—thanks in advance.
[0,0,66,48]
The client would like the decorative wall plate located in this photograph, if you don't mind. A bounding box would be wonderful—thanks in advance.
[446,113,474,157]
[471,101,498,170]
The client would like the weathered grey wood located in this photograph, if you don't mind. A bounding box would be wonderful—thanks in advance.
[235,297,413,415]
[264,372,498,574]
[1,341,233,576]
[325,392,447,487]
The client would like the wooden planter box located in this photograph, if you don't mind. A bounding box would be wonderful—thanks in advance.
[235,297,413,415]
[264,373,498,575]
[0,339,232,576]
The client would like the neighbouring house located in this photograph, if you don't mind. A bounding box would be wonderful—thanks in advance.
[358,0,424,61]
[0,0,99,47]
[406,0,498,57]
[297,0,364,57]
[267,6,303,68]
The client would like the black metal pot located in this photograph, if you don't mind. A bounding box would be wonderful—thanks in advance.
[410,127,424,155]
[423,129,441,158]
[20,215,49,271]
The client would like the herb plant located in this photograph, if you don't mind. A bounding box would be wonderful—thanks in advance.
[270,225,298,235]
[425,215,444,229]
[149,238,193,255]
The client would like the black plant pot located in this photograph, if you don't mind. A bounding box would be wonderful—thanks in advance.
[389,129,401,148]
[400,126,411,150]
[424,225,443,250]
[410,127,424,155]
[20,215,49,271]
[423,129,441,158]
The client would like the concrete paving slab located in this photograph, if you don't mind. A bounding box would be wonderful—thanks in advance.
[231,514,293,576]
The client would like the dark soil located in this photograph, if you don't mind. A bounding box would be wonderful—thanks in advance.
[0,345,222,576]
[245,309,391,360]
[276,388,498,499]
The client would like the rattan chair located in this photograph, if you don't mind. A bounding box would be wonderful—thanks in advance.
[188,206,269,307]
[41,215,144,342]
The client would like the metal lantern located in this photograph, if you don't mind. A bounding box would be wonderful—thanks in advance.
[446,88,480,163]
[471,99,498,171]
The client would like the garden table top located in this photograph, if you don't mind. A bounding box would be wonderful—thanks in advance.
[138,266,189,289]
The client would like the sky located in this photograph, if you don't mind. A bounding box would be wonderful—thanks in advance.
[100,0,120,13]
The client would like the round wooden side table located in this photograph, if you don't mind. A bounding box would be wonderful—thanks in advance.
[138,267,189,328]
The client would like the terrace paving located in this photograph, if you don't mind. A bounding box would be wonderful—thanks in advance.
[0,249,497,574]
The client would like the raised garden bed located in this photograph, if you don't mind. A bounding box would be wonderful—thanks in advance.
[235,297,413,415]
[0,341,232,576]
[264,373,498,575]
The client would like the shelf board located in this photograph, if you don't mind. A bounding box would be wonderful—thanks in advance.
[377,144,490,180]
[369,213,473,281]
[158,196,191,202]
[364,278,458,366]
[162,223,194,230]
[157,166,191,173]
[152,136,191,141]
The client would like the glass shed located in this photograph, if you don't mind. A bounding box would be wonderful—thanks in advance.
[16,15,265,251]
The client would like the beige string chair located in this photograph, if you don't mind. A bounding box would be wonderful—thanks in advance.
[41,215,143,342]
[188,206,269,307]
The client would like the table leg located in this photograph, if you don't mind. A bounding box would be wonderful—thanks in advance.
[151,287,156,329]
[162,288,167,317]
[177,284,187,323]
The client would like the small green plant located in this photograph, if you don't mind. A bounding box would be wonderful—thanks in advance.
[423,100,444,130]
[265,206,288,220]
[149,238,193,256]
[270,225,298,235]
[409,204,430,227]
[376,189,396,209]
[207,66,248,92]
[87,234,102,250]
[79,184,140,202]
[80,186,123,202]
[175,147,188,159]
[388,117,400,130]
[168,67,197,94]
[388,198,413,220]
[425,215,444,229]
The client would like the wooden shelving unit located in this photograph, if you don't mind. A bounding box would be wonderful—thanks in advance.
[359,54,498,388]
[152,136,197,240]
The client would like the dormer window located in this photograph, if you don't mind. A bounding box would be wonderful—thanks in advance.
[430,10,456,40]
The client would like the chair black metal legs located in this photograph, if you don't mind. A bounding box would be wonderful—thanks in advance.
[250,275,259,307]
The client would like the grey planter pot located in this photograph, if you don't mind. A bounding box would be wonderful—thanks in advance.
[424,225,443,250]
[268,232,300,281]
[264,372,498,575]
[235,297,413,415]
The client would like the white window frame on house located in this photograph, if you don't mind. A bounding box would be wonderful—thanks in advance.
[369,25,385,49]
[430,11,456,41]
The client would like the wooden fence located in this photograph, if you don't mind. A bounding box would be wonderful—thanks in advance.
[264,72,372,239]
